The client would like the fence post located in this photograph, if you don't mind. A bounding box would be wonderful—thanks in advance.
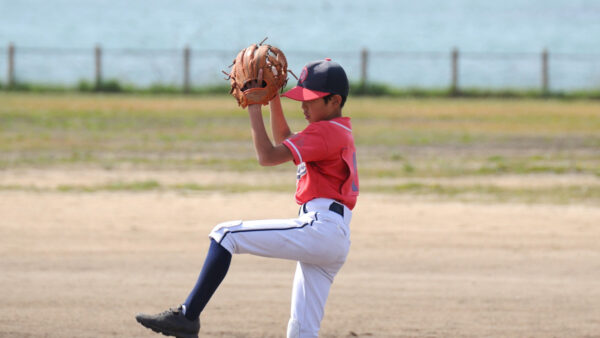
[360,48,368,90]
[95,45,102,90]
[8,43,15,88]
[183,46,191,94]
[541,48,549,95]
[451,47,459,95]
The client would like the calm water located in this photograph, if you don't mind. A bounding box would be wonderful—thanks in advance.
[1,0,599,89]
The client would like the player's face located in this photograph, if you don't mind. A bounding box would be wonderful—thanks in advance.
[301,96,340,123]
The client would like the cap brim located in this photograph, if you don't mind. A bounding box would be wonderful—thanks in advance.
[281,86,330,101]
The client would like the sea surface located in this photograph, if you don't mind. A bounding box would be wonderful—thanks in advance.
[1,0,599,89]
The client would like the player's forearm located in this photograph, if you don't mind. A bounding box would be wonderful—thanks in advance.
[269,95,292,144]
[248,105,289,166]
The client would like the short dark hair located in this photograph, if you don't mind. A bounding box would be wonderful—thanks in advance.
[323,94,346,108]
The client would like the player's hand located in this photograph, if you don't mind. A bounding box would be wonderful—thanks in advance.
[269,93,280,103]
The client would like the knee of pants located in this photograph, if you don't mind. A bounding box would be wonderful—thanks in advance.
[208,220,241,254]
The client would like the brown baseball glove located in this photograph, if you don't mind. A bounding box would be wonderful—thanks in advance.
[224,41,289,108]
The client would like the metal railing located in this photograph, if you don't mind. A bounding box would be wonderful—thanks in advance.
[2,43,599,92]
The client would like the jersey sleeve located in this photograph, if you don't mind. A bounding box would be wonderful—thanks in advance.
[282,123,329,165]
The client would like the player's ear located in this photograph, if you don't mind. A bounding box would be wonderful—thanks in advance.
[330,94,342,108]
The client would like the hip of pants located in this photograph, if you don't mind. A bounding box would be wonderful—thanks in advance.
[209,198,351,273]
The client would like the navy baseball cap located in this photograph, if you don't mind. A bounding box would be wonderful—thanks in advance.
[282,58,349,101]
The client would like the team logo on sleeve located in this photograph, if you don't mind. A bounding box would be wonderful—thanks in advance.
[296,163,307,180]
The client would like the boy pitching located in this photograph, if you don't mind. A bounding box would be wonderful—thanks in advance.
[136,58,359,338]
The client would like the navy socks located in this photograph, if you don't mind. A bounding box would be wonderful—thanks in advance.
[183,239,232,320]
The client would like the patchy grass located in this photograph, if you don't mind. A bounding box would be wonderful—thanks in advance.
[1,180,598,204]
[0,93,599,202]
[364,182,600,204]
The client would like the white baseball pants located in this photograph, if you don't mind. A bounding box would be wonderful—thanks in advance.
[209,198,352,338]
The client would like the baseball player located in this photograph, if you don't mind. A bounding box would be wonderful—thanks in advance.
[136,58,358,338]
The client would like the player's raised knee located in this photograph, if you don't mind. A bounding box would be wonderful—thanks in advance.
[209,220,242,243]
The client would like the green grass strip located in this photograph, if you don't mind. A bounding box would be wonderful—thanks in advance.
[1,180,599,204]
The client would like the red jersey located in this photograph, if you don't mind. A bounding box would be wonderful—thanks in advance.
[283,117,359,210]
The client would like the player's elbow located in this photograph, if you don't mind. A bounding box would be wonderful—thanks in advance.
[257,150,287,166]
[257,155,278,167]
[255,144,291,166]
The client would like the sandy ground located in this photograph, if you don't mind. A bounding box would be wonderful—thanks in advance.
[1,188,600,337]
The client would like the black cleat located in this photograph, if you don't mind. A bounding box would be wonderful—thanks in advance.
[135,305,200,338]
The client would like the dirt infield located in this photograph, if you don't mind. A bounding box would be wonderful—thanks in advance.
[1,189,599,337]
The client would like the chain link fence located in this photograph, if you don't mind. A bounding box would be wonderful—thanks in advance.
[1,44,599,92]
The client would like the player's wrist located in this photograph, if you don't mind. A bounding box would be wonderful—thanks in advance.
[247,104,262,113]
